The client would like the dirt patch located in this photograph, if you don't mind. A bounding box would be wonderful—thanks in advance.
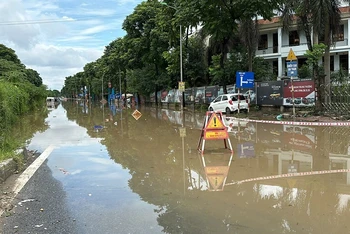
[0,149,41,220]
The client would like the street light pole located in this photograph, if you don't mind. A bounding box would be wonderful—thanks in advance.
[101,72,104,101]
[179,24,184,111]
[161,2,184,111]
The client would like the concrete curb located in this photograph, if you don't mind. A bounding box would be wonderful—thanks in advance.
[0,158,18,184]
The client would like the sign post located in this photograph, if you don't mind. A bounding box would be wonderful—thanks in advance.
[236,72,255,113]
[286,49,298,117]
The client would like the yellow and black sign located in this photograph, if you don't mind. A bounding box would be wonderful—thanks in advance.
[287,48,297,61]
[179,82,185,92]
[205,113,225,130]
[179,127,186,137]
[205,166,230,190]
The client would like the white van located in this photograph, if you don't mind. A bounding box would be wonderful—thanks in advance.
[46,97,55,103]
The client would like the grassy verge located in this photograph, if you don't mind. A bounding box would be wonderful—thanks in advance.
[0,81,47,162]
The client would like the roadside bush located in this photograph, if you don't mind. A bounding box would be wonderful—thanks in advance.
[0,81,46,155]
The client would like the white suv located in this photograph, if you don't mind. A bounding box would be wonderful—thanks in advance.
[208,94,248,114]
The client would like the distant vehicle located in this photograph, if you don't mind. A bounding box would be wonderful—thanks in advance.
[208,94,248,114]
[46,97,60,109]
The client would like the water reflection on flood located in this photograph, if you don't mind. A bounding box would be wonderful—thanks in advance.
[61,101,350,233]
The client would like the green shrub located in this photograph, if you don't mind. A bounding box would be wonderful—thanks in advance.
[0,81,46,155]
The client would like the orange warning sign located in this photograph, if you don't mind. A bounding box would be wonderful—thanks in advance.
[197,111,232,152]
[206,112,225,130]
[204,129,228,140]
[205,166,230,190]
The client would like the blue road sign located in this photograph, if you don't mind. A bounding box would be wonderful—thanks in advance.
[237,142,255,158]
[236,72,255,88]
[287,61,298,77]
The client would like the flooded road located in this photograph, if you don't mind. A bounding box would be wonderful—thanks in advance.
[3,101,350,233]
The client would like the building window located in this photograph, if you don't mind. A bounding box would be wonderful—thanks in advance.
[258,34,268,50]
[289,31,300,46]
[330,56,334,71]
[273,33,278,53]
[340,54,348,71]
[335,25,344,41]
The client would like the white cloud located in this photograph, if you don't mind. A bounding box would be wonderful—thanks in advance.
[19,44,103,88]
[79,25,115,35]
[0,0,142,90]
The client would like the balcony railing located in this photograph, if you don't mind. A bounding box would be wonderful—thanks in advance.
[281,42,308,47]
[256,46,278,55]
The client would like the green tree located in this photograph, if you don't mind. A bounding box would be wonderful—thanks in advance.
[304,43,327,110]
[0,44,22,65]
[279,0,343,105]
[25,68,43,87]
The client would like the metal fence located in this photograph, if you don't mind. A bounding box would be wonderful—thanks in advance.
[322,83,350,115]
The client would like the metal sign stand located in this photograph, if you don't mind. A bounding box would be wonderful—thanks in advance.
[199,152,234,191]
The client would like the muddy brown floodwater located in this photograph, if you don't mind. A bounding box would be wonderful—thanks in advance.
[3,101,350,234]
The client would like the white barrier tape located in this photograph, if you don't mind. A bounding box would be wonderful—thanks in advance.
[226,169,350,186]
[225,117,350,127]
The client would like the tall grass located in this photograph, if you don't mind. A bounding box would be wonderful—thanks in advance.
[0,81,47,161]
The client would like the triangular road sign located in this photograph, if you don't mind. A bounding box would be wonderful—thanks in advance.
[207,175,225,190]
[206,113,225,130]
[287,48,297,61]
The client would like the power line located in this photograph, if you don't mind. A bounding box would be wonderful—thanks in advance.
[0,14,128,26]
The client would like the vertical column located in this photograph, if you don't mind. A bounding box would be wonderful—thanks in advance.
[348,19,350,47]
[278,27,282,54]
[278,57,283,77]
[278,27,283,78]
[347,159,350,185]
[334,54,340,71]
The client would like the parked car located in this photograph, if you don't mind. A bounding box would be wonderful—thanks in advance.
[208,94,248,114]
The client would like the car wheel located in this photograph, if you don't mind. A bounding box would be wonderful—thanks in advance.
[225,107,231,114]
[209,107,214,111]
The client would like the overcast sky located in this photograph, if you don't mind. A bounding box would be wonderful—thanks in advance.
[0,0,142,91]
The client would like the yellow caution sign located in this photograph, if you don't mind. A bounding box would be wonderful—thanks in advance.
[179,82,185,92]
[287,48,297,61]
[206,113,225,130]
[207,175,225,190]
[132,110,142,120]
[205,166,230,190]
[179,127,186,137]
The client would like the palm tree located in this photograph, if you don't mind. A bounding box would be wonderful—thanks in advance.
[238,16,260,72]
[311,0,342,103]
[279,0,343,108]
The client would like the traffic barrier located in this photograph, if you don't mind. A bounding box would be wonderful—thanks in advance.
[226,169,350,186]
[224,117,350,127]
